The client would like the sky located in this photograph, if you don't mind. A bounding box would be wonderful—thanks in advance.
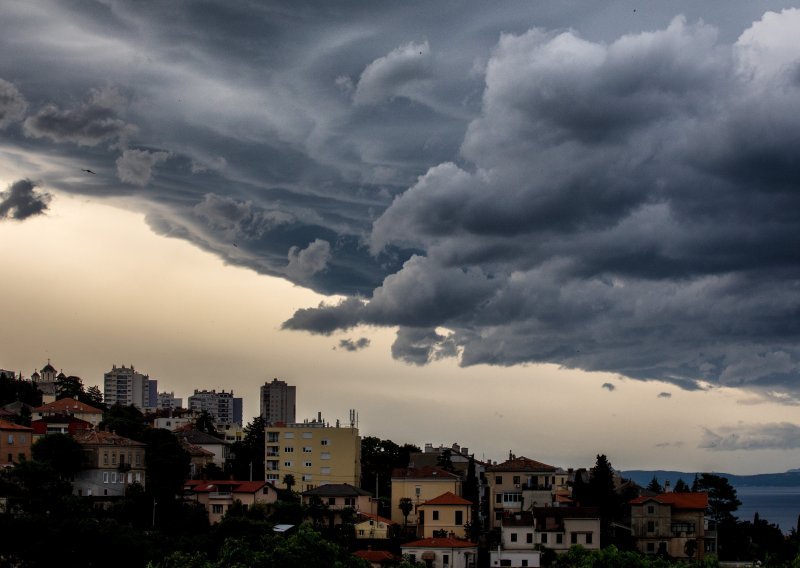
[1,0,800,475]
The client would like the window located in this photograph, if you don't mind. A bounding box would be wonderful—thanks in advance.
[455,510,463,525]
[303,446,312,453]
[267,473,279,481]
[103,452,109,465]
[502,493,522,504]
[267,432,279,443]
[432,510,439,521]
[321,439,330,446]
[284,432,294,439]
[415,486,421,496]
[212,504,223,514]
[284,461,292,467]
[647,520,656,533]
[571,533,578,544]
[284,446,294,452]
[320,467,331,475]
[345,497,355,507]
[328,497,336,505]
[495,511,502,520]
[586,533,593,544]
[513,475,520,485]
[136,453,141,465]
[302,474,312,481]
[304,461,312,467]
[526,533,533,544]
[6,434,12,444]
[646,542,655,553]
[510,533,518,542]
[443,554,449,566]
[135,472,141,482]
[647,505,655,514]
[495,475,503,484]
[541,533,548,544]
[320,452,330,460]
[556,533,563,544]
[500,561,511,567]
[111,472,117,483]
[112,453,117,465]
[496,493,502,503]
[302,432,312,438]
[522,561,529,567]
[19,435,25,443]
[103,472,109,483]
[358,529,365,536]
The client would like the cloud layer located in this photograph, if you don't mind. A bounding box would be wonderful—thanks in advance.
[3,2,800,397]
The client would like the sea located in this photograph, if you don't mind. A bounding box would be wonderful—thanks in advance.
[735,486,800,534]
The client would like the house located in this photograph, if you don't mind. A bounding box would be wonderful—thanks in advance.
[353,548,396,567]
[401,537,478,568]
[179,438,216,479]
[0,419,33,467]
[490,511,540,568]
[265,412,361,491]
[301,483,377,521]
[355,512,396,539]
[174,428,229,467]
[418,492,472,539]
[630,492,710,559]
[391,466,462,526]
[486,455,568,527]
[33,397,103,427]
[31,414,93,438]
[184,479,278,523]
[72,429,146,498]
[532,507,601,552]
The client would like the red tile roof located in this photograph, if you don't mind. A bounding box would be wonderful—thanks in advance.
[185,480,273,494]
[486,456,557,472]
[630,492,708,510]
[34,397,102,414]
[391,466,461,480]
[353,549,395,562]
[73,430,145,446]
[401,537,477,549]
[357,512,396,525]
[0,419,33,431]
[421,492,472,506]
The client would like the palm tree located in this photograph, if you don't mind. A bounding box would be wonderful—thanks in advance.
[399,497,414,531]
[283,473,296,493]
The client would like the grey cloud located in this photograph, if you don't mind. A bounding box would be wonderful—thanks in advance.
[338,337,371,352]
[282,297,366,335]
[658,392,672,399]
[601,383,616,392]
[287,9,800,398]
[0,79,27,128]
[391,327,458,366]
[353,41,432,106]
[193,193,294,241]
[24,98,134,147]
[115,149,170,186]
[700,422,800,451]
[285,239,332,281]
[0,179,50,220]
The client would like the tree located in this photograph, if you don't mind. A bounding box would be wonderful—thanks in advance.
[195,411,220,438]
[230,416,265,480]
[31,433,85,478]
[646,475,663,493]
[56,374,85,400]
[101,404,147,441]
[695,473,741,523]
[282,473,296,493]
[82,385,105,409]
[673,478,690,492]
[399,497,414,530]
[436,448,456,472]
[142,427,190,500]
[585,454,623,547]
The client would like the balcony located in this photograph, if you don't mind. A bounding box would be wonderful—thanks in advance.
[209,491,233,500]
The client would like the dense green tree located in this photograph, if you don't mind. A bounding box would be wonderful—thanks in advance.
[695,473,741,523]
[31,433,85,478]
[282,473,296,493]
[229,416,265,480]
[143,427,191,501]
[56,374,85,400]
[647,476,663,493]
[436,448,456,472]
[673,478,690,492]
[195,410,221,438]
[399,497,414,530]
[0,371,42,407]
[82,384,105,409]
[360,436,419,515]
[100,404,147,441]
[584,454,624,547]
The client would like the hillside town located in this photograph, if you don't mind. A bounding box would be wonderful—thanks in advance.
[1,362,798,567]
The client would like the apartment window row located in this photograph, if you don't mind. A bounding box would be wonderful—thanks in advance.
[496,492,522,504]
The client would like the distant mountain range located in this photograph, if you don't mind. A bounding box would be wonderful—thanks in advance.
[619,470,800,488]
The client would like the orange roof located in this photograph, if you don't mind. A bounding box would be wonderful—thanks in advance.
[0,419,33,431]
[185,479,273,494]
[402,537,477,549]
[73,430,145,446]
[357,512,396,525]
[353,549,395,562]
[421,492,472,506]
[34,397,102,414]
[486,456,557,472]
[630,492,708,510]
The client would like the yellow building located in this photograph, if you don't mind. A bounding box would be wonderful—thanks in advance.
[417,492,472,539]
[265,412,361,491]
[390,466,462,526]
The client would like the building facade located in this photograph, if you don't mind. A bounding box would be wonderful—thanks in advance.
[260,378,296,424]
[188,389,242,426]
[401,538,478,568]
[630,492,710,559]
[103,364,157,410]
[183,479,278,523]
[391,466,463,527]
[418,492,472,539]
[156,391,183,410]
[0,419,33,466]
[72,430,146,498]
[265,412,361,491]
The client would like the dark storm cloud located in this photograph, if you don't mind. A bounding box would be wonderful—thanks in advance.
[700,423,800,451]
[602,383,616,392]
[0,79,27,128]
[0,179,50,220]
[5,2,800,398]
[338,337,371,352]
[658,392,672,399]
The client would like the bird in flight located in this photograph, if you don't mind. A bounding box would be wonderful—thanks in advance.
[82,169,96,174]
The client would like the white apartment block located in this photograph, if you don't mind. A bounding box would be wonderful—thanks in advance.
[260,378,296,425]
[187,389,242,425]
[103,364,157,410]
[156,391,183,409]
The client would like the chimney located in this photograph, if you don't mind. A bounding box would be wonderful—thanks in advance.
[664,480,672,493]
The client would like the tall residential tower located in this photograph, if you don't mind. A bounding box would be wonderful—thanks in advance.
[260,378,296,425]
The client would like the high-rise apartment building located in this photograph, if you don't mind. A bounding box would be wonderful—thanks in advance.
[103,364,157,410]
[156,392,183,410]
[265,411,361,492]
[187,389,242,425]
[260,378,296,424]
